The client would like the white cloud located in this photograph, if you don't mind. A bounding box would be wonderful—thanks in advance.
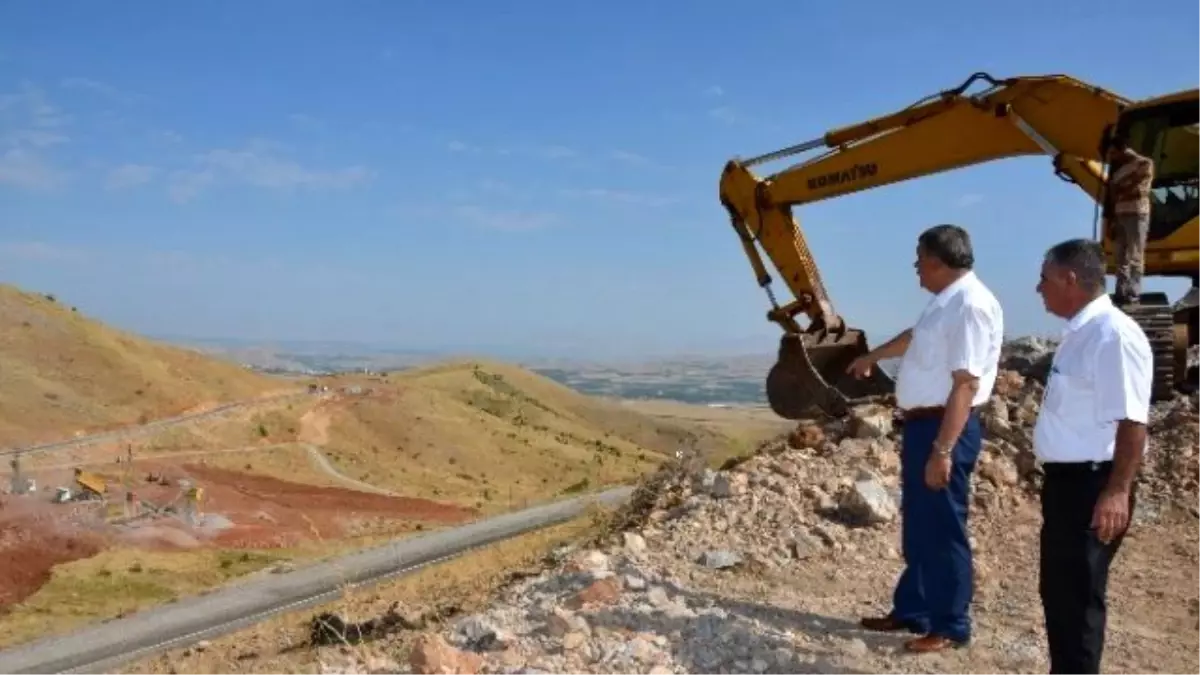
[609,150,651,165]
[0,240,90,262]
[166,144,373,202]
[3,129,68,148]
[0,85,70,130]
[287,113,321,129]
[451,205,558,232]
[167,168,216,203]
[704,85,725,97]
[956,193,984,208]
[558,187,678,208]
[445,140,577,161]
[448,140,668,167]
[200,148,372,189]
[708,106,739,125]
[149,129,184,145]
[447,140,479,153]
[0,85,71,190]
[0,148,67,190]
[535,145,576,160]
[105,163,158,190]
[59,77,143,104]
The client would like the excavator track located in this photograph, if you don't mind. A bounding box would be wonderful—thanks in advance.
[1119,293,1179,402]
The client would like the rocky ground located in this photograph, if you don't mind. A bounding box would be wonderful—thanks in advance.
[310,347,1199,675]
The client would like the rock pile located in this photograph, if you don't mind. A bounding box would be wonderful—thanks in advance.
[330,360,1198,674]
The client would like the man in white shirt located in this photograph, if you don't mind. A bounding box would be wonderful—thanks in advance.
[1033,238,1152,674]
[846,224,1004,654]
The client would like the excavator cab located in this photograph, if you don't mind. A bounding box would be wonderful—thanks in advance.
[1101,91,1200,397]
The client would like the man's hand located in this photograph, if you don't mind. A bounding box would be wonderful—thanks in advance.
[846,354,877,379]
[1091,487,1131,543]
[925,452,951,490]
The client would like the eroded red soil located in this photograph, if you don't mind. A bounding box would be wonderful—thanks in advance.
[0,461,477,609]
[0,496,108,608]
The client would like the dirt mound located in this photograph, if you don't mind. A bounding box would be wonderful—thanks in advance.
[0,496,108,609]
[116,463,479,549]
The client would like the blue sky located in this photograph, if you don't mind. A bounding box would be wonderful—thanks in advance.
[1,0,1196,360]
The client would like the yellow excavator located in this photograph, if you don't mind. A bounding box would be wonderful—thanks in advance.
[719,72,1198,419]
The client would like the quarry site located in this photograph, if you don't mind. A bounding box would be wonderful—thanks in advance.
[1,11,1198,673]
[98,340,1197,675]
[0,283,1197,675]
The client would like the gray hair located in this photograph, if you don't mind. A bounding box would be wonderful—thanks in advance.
[917,224,975,270]
[1044,238,1107,293]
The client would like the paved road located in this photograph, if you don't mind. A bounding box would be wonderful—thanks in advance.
[0,486,634,674]
[0,391,312,458]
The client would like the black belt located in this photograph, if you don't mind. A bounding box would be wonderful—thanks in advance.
[899,404,983,421]
[1042,460,1112,476]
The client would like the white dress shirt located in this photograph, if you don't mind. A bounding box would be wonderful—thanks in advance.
[894,271,1005,410]
[1033,294,1153,463]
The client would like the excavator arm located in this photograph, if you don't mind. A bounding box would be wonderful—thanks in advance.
[720,72,1129,419]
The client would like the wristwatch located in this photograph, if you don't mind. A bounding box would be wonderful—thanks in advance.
[933,441,954,458]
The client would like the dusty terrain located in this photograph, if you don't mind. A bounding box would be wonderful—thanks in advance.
[197,360,1196,675]
[0,429,481,647]
[0,284,285,448]
[0,287,780,653]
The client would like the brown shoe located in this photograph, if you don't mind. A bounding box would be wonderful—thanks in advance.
[860,615,914,632]
[904,634,968,653]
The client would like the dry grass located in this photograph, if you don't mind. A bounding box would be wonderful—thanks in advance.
[122,513,610,674]
[199,444,348,488]
[0,283,789,659]
[303,359,764,513]
[12,396,323,472]
[618,398,793,464]
[0,531,430,650]
[0,284,285,448]
[0,546,290,649]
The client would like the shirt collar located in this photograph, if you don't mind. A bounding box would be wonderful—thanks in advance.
[930,271,977,308]
[1066,294,1112,332]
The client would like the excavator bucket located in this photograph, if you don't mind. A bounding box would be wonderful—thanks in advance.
[765,329,895,420]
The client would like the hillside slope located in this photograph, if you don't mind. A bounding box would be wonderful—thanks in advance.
[271,359,760,511]
[0,285,283,447]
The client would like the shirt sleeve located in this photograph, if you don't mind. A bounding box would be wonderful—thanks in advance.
[1093,332,1153,424]
[945,303,994,378]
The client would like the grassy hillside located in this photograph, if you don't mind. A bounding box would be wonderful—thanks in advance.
[223,359,751,511]
[0,285,283,447]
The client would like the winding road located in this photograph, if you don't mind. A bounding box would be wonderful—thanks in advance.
[0,389,640,673]
[0,390,314,458]
[0,486,634,674]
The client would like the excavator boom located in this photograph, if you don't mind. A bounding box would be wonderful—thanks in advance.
[720,72,1131,419]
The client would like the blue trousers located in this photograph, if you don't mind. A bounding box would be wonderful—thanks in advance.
[890,412,982,642]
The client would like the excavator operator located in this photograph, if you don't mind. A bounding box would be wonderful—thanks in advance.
[1102,134,1155,305]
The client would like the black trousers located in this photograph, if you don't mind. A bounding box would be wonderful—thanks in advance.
[1039,461,1135,674]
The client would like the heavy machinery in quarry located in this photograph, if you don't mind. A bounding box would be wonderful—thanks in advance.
[719,72,1199,420]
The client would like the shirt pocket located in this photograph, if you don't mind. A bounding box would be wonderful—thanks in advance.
[906,324,941,370]
[1043,369,1094,422]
